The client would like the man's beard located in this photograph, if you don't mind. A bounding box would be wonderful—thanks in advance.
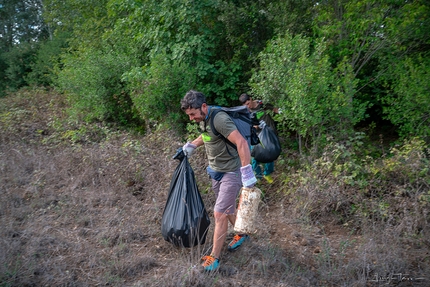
[195,108,206,122]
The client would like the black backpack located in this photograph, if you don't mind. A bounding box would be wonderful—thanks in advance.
[209,106,260,154]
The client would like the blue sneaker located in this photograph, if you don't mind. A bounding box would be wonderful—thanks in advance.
[228,234,249,251]
[201,255,220,271]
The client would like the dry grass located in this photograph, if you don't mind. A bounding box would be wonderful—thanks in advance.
[1,88,429,286]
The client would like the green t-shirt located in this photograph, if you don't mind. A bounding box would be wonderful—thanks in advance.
[201,108,241,172]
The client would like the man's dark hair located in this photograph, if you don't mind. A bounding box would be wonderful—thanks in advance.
[239,93,251,104]
[181,90,206,110]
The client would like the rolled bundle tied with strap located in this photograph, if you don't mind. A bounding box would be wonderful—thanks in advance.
[234,186,262,234]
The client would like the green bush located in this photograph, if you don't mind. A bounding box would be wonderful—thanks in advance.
[122,52,198,131]
[381,55,430,142]
[26,32,69,87]
[282,135,429,234]
[250,33,367,154]
[0,43,36,93]
[56,48,139,126]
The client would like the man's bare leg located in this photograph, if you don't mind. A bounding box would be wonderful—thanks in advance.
[211,212,236,258]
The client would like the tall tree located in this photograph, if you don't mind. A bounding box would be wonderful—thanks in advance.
[0,0,47,94]
[314,0,396,76]
[42,0,111,49]
[0,0,46,50]
[313,0,430,140]
[377,1,430,141]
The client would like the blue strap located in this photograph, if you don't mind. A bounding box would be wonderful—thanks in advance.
[205,106,212,121]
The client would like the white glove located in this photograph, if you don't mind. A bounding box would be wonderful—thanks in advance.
[182,142,197,157]
[259,120,266,129]
[240,164,257,188]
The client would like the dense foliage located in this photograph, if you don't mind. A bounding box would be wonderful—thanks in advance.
[0,0,429,146]
[1,1,429,283]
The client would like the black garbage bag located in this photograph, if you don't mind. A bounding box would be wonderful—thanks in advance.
[161,149,211,248]
[251,126,281,163]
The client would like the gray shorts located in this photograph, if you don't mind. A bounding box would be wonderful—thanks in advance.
[211,169,242,215]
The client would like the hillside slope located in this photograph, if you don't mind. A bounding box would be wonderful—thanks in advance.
[1,88,428,286]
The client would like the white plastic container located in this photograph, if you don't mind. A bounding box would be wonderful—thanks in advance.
[234,187,261,234]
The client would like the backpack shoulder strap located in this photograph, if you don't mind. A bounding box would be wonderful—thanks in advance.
[209,108,222,137]
[208,108,237,152]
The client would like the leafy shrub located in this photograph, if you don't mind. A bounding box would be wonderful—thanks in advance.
[122,52,198,131]
[250,33,367,154]
[56,48,139,126]
[0,43,36,93]
[26,32,69,87]
[283,135,429,235]
[381,55,430,142]
[379,137,430,187]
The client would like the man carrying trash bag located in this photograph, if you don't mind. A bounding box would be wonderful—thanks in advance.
[239,93,280,184]
[180,90,257,271]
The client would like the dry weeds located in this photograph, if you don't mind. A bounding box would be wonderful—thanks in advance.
[1,88,429,286]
